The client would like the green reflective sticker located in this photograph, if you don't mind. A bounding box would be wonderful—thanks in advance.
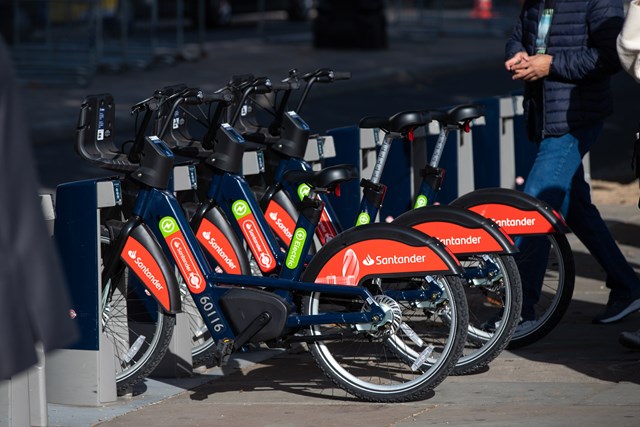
[297,183,311,201]
[159,216,179,237]
[356,212,370,226]
[285,228,307,269]
[231,200,251,219]
[414,195,428,209]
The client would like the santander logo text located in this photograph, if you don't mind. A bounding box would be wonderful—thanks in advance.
[159,216,206,294]
[128,250,164,292]
[121,236,171,311]
[201,230,238,271]
[242,220,274,270]
[268,211,293,240]
[169,236,204,292]
[315,239,447,287]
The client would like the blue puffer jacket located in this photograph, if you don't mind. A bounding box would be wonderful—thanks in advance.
[505,0,623,140]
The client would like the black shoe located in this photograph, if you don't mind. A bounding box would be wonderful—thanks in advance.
[592,296,640,324]
[619,330,640,350]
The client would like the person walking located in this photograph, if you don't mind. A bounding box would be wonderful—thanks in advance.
[504,0,640,327]
[617,0,640,350]
[618,0,640,82]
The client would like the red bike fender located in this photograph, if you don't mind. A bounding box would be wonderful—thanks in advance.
[120,223,181,314]
[301,223,463,286]
[450,188,570,236]
[196,217,245,274]
[393,205,517,255]
[264,199,297,245]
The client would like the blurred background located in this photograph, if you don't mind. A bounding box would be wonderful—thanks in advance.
[2,0,638,199]
[0,0,519,87]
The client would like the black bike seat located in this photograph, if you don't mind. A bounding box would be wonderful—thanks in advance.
[429,104,484,126]
[359,110,431,133]
[282,164,357,190]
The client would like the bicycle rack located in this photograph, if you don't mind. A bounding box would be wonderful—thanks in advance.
[47,178,121,406]
[304,135,336,171]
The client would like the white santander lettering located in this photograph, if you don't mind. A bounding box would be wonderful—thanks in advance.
[207,236,237,270]
[492,217,536,227]
[134,257,164,291]
[440,235,481,246]
[374,254,426,265]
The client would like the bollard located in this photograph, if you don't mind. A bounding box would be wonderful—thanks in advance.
[47,179,120,406]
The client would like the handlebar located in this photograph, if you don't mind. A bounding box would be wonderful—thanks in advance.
[196,89,233,104]
[296,68,351,113]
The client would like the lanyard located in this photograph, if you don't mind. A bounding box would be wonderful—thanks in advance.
[536,0,556,54]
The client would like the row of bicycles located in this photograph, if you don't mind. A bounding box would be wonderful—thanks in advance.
[64,68,575,402]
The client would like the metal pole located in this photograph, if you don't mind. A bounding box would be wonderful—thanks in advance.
[151,0,159,54]
[12,0,18,45]
[197,0,206,51]
[257,0,266,40]
[95,0,103,65]
[121,0,130,66]
[176,0,184,53]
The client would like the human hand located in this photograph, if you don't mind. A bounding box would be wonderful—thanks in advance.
[505,51,529,72]
[510,54,553,81]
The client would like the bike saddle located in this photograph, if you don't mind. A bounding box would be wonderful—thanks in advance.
[358,110,431,133]
[429,104,484,126]
[282,164,358,190]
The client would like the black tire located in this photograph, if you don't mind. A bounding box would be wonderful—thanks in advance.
[303,273,468,402]
[508,233,575,349]
[454,254,522,374]
[102,263,175,394]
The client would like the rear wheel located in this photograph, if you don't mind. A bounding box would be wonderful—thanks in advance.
[303,274,468,402]
[508,233,575,349]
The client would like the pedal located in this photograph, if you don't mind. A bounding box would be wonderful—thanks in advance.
[214,339,234,366]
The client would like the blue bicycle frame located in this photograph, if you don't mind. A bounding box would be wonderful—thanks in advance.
[116,137,454,349]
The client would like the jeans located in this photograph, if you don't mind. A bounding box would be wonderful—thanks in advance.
[517,122,640,320]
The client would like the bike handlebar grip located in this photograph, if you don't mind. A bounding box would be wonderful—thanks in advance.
[253,84,273,94]
[182,95,202,105]
[198,90,233,103]
[333,71,351,80]
[131,96,160,113]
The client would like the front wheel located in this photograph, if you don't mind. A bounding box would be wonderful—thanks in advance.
[102,263,175,394]
[303,274,468,402]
